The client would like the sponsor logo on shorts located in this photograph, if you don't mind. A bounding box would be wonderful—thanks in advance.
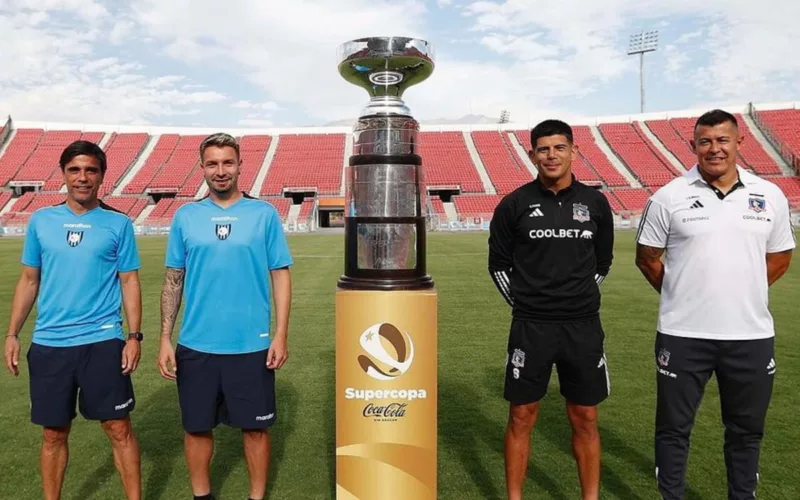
[115,398,133,411]
[767,358,776,375]
[657,367,677,379]
[255,413,274,421]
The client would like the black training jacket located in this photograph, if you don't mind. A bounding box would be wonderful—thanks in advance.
[488,176,614,322]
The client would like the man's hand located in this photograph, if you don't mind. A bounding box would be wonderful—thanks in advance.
[121,338,141,375]
[267,335,288,370]
[157,337,177,381]
[4,336,20,376]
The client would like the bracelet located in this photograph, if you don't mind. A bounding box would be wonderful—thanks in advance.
[6,334,19,338]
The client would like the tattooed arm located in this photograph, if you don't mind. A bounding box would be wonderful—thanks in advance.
[157,267,184,380]
[160,267,185,340]
[635,244,666,293]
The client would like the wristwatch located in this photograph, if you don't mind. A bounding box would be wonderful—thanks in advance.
[127,332,144,342]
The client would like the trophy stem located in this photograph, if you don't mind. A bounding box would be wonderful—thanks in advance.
[360,96,412,117]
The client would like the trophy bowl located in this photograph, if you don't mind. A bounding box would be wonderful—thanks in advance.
[337,36,435,116]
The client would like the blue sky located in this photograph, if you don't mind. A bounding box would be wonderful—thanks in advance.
[0,0,797,129]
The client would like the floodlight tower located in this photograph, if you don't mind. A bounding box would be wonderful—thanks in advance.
[627,30,659,114]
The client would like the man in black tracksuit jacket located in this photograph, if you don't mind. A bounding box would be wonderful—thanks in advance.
[488,119,614,500]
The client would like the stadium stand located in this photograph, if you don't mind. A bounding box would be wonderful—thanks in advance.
[428,195,447,218]
[0,129,43,186]
[98,133,149,197]
[471,131,533,194]
[260,134,343,196]
[645,120,697,169]
[263,197,292,219]
[452,194,502,216]
[418,132,484,192]
[102,196,149,221]
[0,191,12,213]
[237,135,272,194]
[123,134,181,194]
[753,108,800,171]
[598,122,677,188]
[147,135,207,192]
[1,102,799,232]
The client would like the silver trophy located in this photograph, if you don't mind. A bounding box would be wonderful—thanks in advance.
[336,36,435,290]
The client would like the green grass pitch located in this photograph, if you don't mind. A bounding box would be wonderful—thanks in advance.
[0,231,798,499]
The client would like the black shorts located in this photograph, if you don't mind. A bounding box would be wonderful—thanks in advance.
[27,338,135,428]
[176,344,277,433]
[504,317,610,407]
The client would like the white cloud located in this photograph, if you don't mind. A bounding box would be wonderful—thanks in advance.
[0,1,229,124]
[232,100,280,112]
[462,0,800,114]
[1,0,798,129]
[130,0,430,123]
[108,19,136,44]
[680,6,800,102]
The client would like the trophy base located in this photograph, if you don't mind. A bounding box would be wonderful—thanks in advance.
[338,216,433,291]
[335,287,438,500]
[337,274,434,291]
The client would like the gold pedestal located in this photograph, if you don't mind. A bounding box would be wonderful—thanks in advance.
[335,288,438,499]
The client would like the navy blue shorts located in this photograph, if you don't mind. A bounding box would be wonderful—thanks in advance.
[176,344,277,433]
[27,338,135,428]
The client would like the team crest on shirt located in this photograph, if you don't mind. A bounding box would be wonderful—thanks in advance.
[66,230,84,247]
[572,203,590,223]
[215,224,232,240]
[748,197,766,213]
[657,348,670,367]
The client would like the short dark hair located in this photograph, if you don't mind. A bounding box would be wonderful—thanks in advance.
[59,140,107,175]
[694,109,738,132]
[530,119,573,149]
[200,132,240,161]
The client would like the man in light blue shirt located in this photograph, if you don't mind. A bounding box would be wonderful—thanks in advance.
[159,132,293,500]
[4,140,143,500]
